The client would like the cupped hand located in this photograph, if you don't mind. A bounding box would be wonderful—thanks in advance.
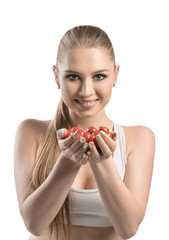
[86,131,117,164]
[56,128,89,165]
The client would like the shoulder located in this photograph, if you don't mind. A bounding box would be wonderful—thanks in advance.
[16,118,52,145]
[17,118,51,128]
[120,125,155,157]
[121,124,155,140]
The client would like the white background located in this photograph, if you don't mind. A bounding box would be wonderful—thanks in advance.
[0,0,168,239]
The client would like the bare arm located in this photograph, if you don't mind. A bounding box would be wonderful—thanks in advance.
[22,153,80,236]
[14,120,88,236]
[88,126,155,239]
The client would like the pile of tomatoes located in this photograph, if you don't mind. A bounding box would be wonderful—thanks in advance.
[64,126,116,147]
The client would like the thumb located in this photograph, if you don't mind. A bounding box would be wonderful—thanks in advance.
[57,128,67,139]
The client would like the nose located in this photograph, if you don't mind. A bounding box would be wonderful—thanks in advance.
[79,78,95,97]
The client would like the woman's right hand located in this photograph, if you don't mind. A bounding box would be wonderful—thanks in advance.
[56,128,89,165]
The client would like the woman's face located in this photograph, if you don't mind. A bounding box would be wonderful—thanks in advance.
[54,47,119,119]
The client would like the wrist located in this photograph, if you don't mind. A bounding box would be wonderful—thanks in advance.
[89,155,114,167]
[60,152,81,170]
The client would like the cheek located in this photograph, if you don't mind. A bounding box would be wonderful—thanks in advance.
[60,82,78,106]
[61,82,75,95]
[103,89,112,102]
[99,82,113,96]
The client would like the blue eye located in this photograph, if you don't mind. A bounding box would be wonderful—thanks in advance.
[95,74,106,80]
[66,74,79,81]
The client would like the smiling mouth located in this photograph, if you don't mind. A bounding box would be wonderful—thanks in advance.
[74,99,99,105]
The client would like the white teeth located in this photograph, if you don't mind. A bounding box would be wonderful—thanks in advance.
[78,100,97,105]
[81,101,94,105]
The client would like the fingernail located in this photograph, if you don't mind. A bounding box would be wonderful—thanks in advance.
[89,142,93,148]
[87,151,91,155]
[96,135,101,141]
[80,137,86,143]
[83,142,88,149]
[58,128,64,137]
[61,129,65,136]
[100,130,106,137]
[73,132,78,139]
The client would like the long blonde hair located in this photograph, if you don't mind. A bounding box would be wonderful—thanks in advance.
[31,25,116,240]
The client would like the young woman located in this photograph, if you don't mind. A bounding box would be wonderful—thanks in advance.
[14,25,155,240]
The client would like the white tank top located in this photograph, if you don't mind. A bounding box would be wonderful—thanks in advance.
[64,122,127,227]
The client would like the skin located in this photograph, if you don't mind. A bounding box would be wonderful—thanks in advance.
[14,47,155,240]
[55,47,119,129]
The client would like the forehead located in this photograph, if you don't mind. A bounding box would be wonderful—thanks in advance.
[59,47,114,72]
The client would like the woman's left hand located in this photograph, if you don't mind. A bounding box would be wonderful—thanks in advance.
[87,131,117,163]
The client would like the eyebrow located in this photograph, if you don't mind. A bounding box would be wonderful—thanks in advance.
[64,69,110,74]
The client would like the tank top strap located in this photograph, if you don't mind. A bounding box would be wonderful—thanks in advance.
[113,122,127,180]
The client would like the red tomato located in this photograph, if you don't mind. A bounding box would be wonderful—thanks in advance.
[107,132,117,139]
[98,126,110,133]
[83,131,92,143]
[71,127,79,132]
[112,132,117,139]
[107,132,113,139]
[72,127,84,136]
[77,129,84,136]
[64,129,73,139]
[74,134,82,142]
[92,130,100,136]
[89,134,98,147]
[86,126,97,134]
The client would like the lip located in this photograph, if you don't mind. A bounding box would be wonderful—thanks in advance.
[75,99,99,103]
[74,99,99,108]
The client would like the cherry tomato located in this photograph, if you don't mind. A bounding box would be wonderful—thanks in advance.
[71,127,79,132]
[64,129,73,139]
[77,129,85,136]
[83,131,92,143]
[112,132,117,139]
[89,134,98,147]
[72,127,84,136]
[68,126,113,147]
[91,130,100,136]
[74,134,82,142]
[107,132,113,139]
[98,126,110,133]
[86,126,98,134]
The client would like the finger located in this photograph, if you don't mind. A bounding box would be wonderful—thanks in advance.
[78,153,88,165]
[60,132,80,150]
[88,142,100,161]
[71,142,89,162]
[86,151,92,163]
[64,137,86,160]
[95,133,114,158]
[99,131,117,153]
[72,137,87,151]
[57,128,67,139]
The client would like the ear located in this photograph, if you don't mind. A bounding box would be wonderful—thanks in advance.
[52,65,60,89]
[113,64,120,87]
